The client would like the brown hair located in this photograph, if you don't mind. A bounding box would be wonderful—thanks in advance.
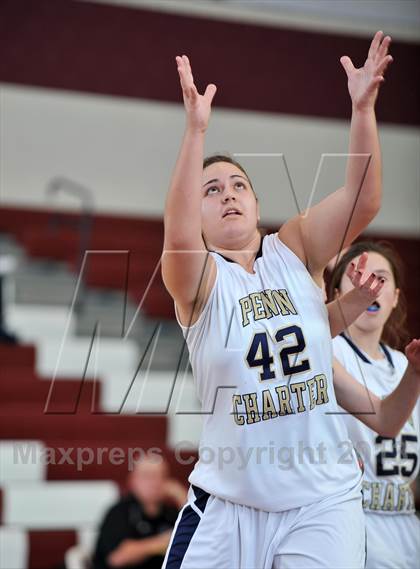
[328,241,409,350]
[203,154,257,200]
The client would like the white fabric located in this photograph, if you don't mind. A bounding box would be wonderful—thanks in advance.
[333,334,420,515]
[365,512,420,569]
[175,233,361,512]
[164,484,366,569]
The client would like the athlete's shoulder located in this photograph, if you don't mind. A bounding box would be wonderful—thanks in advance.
[384,344,408,374]
[332,335,365,373]
[264,231,303,263]
[332,334,351,358]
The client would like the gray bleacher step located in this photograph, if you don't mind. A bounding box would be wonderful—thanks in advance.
[75,288,143,337]
[5,239,185,369]
[76,291,180,338]
[0,233,26,260]
[136,319,190,372]
[13,260,78,305]
[76,295,186,370]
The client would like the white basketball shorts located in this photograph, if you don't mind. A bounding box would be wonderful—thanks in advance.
[365,512,420,569]
[162,484,366,569]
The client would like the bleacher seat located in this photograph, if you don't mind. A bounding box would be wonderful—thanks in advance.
[0,527,29,569]
[2,481,119,529]
[0,441,46,484]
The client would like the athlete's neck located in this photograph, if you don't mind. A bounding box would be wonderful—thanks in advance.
[345,323,385,360]
[209,232,262,273]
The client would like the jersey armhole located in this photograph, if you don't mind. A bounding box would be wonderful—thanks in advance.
[174,254,220,331]
[273,233,325,299]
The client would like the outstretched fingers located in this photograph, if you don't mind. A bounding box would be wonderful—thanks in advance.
[406,338,420,352]
[340,55,355,78]
[204,83,217,104]
[356,252,368,273]
[359,272,382,294]
[368,30,384,61]
[376,54,393,77]
[376,35,392,62]
[347,252,368,286]
[346,260,357,283]
[368,274,385,296]
[405,339,420,371]
[176,54,196,97]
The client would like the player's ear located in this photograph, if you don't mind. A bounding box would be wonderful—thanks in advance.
[392,287,400,309]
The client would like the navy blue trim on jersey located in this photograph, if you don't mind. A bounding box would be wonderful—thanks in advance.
[340,333,395,369]
[165,486,210,569]
[214,234,264,264]
[379,342,395,369]
[192,485,210,513]
[339,333,371,364]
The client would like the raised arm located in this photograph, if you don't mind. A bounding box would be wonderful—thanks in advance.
[333,339,420,437]
[280,31,393,278]
[161,56,217,324]
[327,252,385,337]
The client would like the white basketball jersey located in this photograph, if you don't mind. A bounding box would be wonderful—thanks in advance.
[333,334,420,515]
[175,233,362,512]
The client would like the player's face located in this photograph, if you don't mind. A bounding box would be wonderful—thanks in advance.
[201,162,259,248]
[339,251,400,334]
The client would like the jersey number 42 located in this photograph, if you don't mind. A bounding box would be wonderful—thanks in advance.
[246,325,310,381]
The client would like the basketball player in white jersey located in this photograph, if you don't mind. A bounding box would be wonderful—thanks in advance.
[329,241,420,569]
[161,32,397,568]
[326,253,419,441]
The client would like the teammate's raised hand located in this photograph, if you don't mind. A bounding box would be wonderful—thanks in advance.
[405,339,420,375]
[176,54,217,132]
[340,30,393,112]
[346,252,385,301]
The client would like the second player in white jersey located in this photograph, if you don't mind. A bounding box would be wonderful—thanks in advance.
[329,241,420,569]
[334,334,419,516]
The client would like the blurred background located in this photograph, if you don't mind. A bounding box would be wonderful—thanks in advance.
[0,1,419,568]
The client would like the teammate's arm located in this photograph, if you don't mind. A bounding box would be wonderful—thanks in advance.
[333,340,420,436]
[161,55,217,324]
[279,31,393,279]
[327,252,384,337]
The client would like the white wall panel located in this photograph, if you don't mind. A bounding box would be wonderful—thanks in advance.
[1,84,418,235]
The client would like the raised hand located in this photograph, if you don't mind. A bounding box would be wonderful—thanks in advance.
[405,339,420,375]
[340,30,393,112]
[346,252,385,302]
[176,54,217,133]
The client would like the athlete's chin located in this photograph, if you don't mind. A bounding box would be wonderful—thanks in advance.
[355,313,386,333]
[221,224,247,240]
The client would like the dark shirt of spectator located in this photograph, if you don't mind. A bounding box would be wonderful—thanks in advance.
[92,455,187,569]
[93,493,178,569]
